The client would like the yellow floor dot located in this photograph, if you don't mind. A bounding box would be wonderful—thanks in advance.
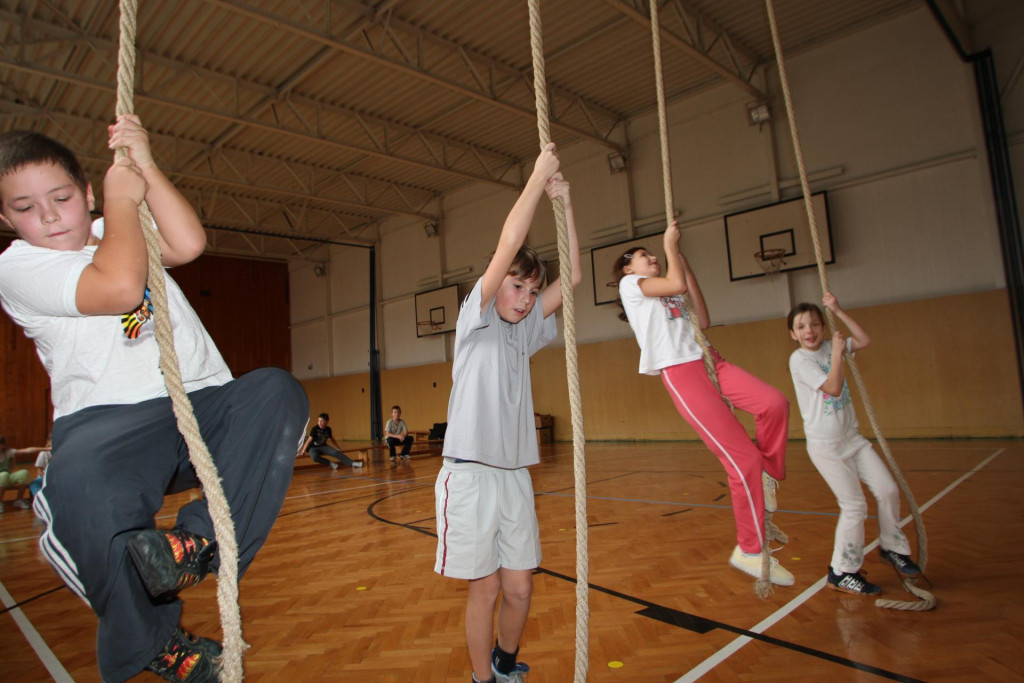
[608,661,624,669]
[559,528,567,532]
[356,586,368,591]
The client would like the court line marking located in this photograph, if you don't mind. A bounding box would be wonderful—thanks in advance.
[0,580,73,682]
[675,447,1004,682]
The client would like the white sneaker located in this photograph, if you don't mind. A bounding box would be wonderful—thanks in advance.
[729,545,794,586]
[329,461,339,470]
[13,499,30,509]
[762,471,778,513]
[352,461,364,468]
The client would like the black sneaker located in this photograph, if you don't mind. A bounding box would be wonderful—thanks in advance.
[128,528,216,600]
[879,548,921,577]
[146,627,221,682]
[827,568,882,596]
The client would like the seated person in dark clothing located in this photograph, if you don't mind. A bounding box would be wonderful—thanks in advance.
[384,405,414,460]
[298,413,362,469]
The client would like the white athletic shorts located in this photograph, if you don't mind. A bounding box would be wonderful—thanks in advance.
[434,458,541,579]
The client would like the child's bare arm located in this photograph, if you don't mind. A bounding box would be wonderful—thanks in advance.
[680,253,710,329]
[541,173,582,317]
[297,436,312,455]
[479,143,560,308]
[76,155,149,315]
[824,293,871,351]
[820,331,847,396]
[107,115,206,268]
[636,221,687,298]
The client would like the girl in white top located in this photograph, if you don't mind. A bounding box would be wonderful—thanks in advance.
[614,221,793,586]
[788,293,921,595]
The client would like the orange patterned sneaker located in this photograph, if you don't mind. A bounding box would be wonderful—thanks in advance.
[146,627,221,682]
[128,528,216,600]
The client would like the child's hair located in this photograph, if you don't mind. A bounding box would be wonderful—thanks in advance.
[610,246,647,322]
[391,405,401,412]
[787,302,824,331]
[507,245,546,285]
[0,131,89,202]
[318,412,330,421]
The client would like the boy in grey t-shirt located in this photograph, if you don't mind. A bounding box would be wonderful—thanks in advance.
[434,143,580,683]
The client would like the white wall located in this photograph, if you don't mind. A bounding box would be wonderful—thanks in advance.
[291,5,1023,377]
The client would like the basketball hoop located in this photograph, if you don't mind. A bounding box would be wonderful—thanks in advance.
[417,320,444,336]
[753,248,787,276]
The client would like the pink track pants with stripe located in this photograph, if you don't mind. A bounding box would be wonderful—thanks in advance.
[661,352,789,554]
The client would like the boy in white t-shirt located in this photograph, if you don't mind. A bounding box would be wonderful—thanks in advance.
[435,143,579,683]
[0,120,307,682]
[788,293,921,595]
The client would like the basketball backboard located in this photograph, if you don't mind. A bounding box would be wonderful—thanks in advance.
[591,235,668,306]
[724,191,833,281]
[414,284,459,337]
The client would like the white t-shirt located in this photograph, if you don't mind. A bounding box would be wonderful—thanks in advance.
[34,450,52,470]
[0,219,232,420]
[789,338,858,440]
[442,278,556,469]
[618,274,704,375]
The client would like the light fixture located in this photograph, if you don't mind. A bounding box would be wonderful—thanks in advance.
[747,101,771,126]
[312,263,327,277]
[424,221,439,237]
[607,151,628,174]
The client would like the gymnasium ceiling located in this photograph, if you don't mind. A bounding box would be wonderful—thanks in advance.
[0,0,979,259]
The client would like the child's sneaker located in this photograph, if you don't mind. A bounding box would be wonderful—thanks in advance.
[879,548,921,577]
[128,528,216,600]
[352,460,364,468]
[827,568,882,595]
[728,545,794,586]
[762,471,779,513]
[491,662,529,683]
[146,626,221,682]
[13,499,30,509]
[329,461,339,470]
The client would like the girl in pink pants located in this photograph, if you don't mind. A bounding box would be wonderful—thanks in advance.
[614,221,793,586]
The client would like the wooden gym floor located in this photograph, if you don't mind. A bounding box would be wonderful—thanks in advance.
[1,439,1022,682]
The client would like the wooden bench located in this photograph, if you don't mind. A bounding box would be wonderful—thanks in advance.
[293,436,443,469]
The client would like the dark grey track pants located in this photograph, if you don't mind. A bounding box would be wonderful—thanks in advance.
[37,368,308,682]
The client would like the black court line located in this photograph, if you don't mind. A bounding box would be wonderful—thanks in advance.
[0,584,67,616]
[661,508,693,517]
[368,488,925,682]
[278,482,431,518]
[544,471,637,495]
[534,567,925,682]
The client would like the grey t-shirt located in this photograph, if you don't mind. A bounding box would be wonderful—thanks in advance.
[441,278,556,468]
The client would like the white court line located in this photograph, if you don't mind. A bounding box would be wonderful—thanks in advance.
[282,473,436,501]
[0,580,73,682]
[675,447,1004,683]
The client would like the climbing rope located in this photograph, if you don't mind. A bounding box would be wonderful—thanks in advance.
[648,0,776,598]
[526,2,590,679]
[763,0,935,611]
[116,0,247,677]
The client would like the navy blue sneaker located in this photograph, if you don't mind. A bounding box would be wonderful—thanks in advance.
[491,646,529,682]
[491,662,529,683]
[879,548,922,577]
[827,568,882,596]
